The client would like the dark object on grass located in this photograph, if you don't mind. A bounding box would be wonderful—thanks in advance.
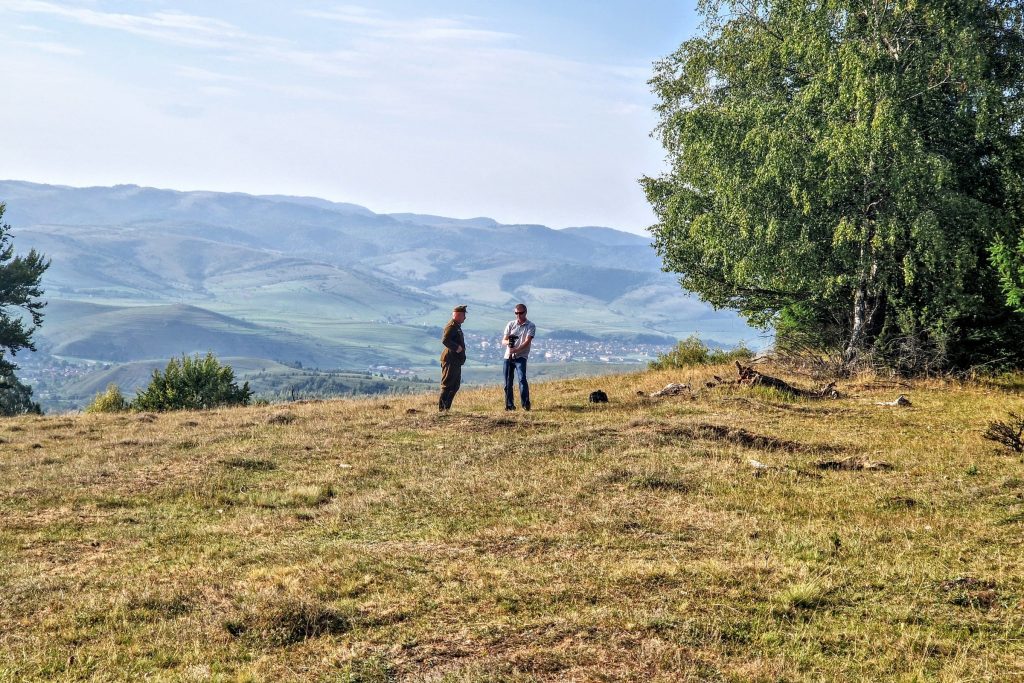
[588,390,609,403]
[982,412,1024,453]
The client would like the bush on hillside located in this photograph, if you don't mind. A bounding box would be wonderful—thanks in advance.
[648,335,754,370]
[133,353,252,412]
[85,383,130,413]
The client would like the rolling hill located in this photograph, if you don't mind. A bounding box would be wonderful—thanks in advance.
[38,301,389,368]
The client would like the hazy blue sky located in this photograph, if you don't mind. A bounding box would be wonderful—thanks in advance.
[0,1,700,232]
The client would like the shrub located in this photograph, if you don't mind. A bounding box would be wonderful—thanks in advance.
[85,383,130,413]
[133,353,252,412]
[648,335,753,370]
[983,412,1024,453]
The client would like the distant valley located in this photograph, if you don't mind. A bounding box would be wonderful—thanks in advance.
[0,180,754,409]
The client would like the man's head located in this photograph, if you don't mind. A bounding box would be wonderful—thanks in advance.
[513,304,527,320]
[452,304,467,323]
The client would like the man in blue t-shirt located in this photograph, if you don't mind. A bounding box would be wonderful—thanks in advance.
[502,303,536,411]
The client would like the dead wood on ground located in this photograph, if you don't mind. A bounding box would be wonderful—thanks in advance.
[703,362,840,399]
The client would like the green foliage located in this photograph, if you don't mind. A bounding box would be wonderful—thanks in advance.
[992,234,1024,311]
[133,353,252,412]
[648,335,753,369]
[0,202,49,416]
[643,0,1024,370]
[0,359,41,415]
[84,383,130,414]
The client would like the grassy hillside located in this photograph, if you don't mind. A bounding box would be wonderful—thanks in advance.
[2,364,1022,680]
[38,301,389,369]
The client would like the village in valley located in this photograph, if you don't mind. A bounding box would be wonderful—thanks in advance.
[466,332,674,364]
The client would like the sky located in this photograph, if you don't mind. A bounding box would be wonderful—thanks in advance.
[0,1,701,233]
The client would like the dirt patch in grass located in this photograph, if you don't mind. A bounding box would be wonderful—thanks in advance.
[444,413,553,432]
[660,423,835,453]
[125,591,195,622]
[226,594,353,646]
[940,577,999,609]
[879,495,919,509]
[37,421,76,431]
[600,467,693,493]
[221,458,278,472]
[722,396,846,414]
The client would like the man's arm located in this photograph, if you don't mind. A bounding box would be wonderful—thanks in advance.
[513,335,533,355]
[512,325,534,355]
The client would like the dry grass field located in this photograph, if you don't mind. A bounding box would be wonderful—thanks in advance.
[1,364,1023,681]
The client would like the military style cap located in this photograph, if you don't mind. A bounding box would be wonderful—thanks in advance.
[453,305,468,313]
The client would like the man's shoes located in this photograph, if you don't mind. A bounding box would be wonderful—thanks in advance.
[505,406,516,411]
[523,404,531,411]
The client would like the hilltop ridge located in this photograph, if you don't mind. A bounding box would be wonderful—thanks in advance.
[1,365,1021,679]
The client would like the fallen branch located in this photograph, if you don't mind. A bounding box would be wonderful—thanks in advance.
[732,362,840,399]
[646,383,691,398]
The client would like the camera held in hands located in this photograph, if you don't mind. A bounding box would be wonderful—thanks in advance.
[507,334,519,357]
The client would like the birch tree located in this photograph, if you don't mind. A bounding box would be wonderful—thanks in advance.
[644,0,1024,369]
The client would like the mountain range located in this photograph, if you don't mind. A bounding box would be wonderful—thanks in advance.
[0,180,754,403]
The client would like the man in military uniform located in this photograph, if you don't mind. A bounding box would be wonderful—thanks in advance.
[439,305,468,411]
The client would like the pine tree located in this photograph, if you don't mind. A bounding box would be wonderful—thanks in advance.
[0,202,49,415]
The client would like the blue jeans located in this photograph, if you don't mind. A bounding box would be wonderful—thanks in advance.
[503,356,530,409]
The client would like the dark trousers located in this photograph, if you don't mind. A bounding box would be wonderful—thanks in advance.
[439,361,462,410]
[503,357,530,409]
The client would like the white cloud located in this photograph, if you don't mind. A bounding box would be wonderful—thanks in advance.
[15,23,53,33]
[14,40,84,56]
[173,65,251,84]
[302,5,388,28]
[2,0,273,49]
[303,5,517,44]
